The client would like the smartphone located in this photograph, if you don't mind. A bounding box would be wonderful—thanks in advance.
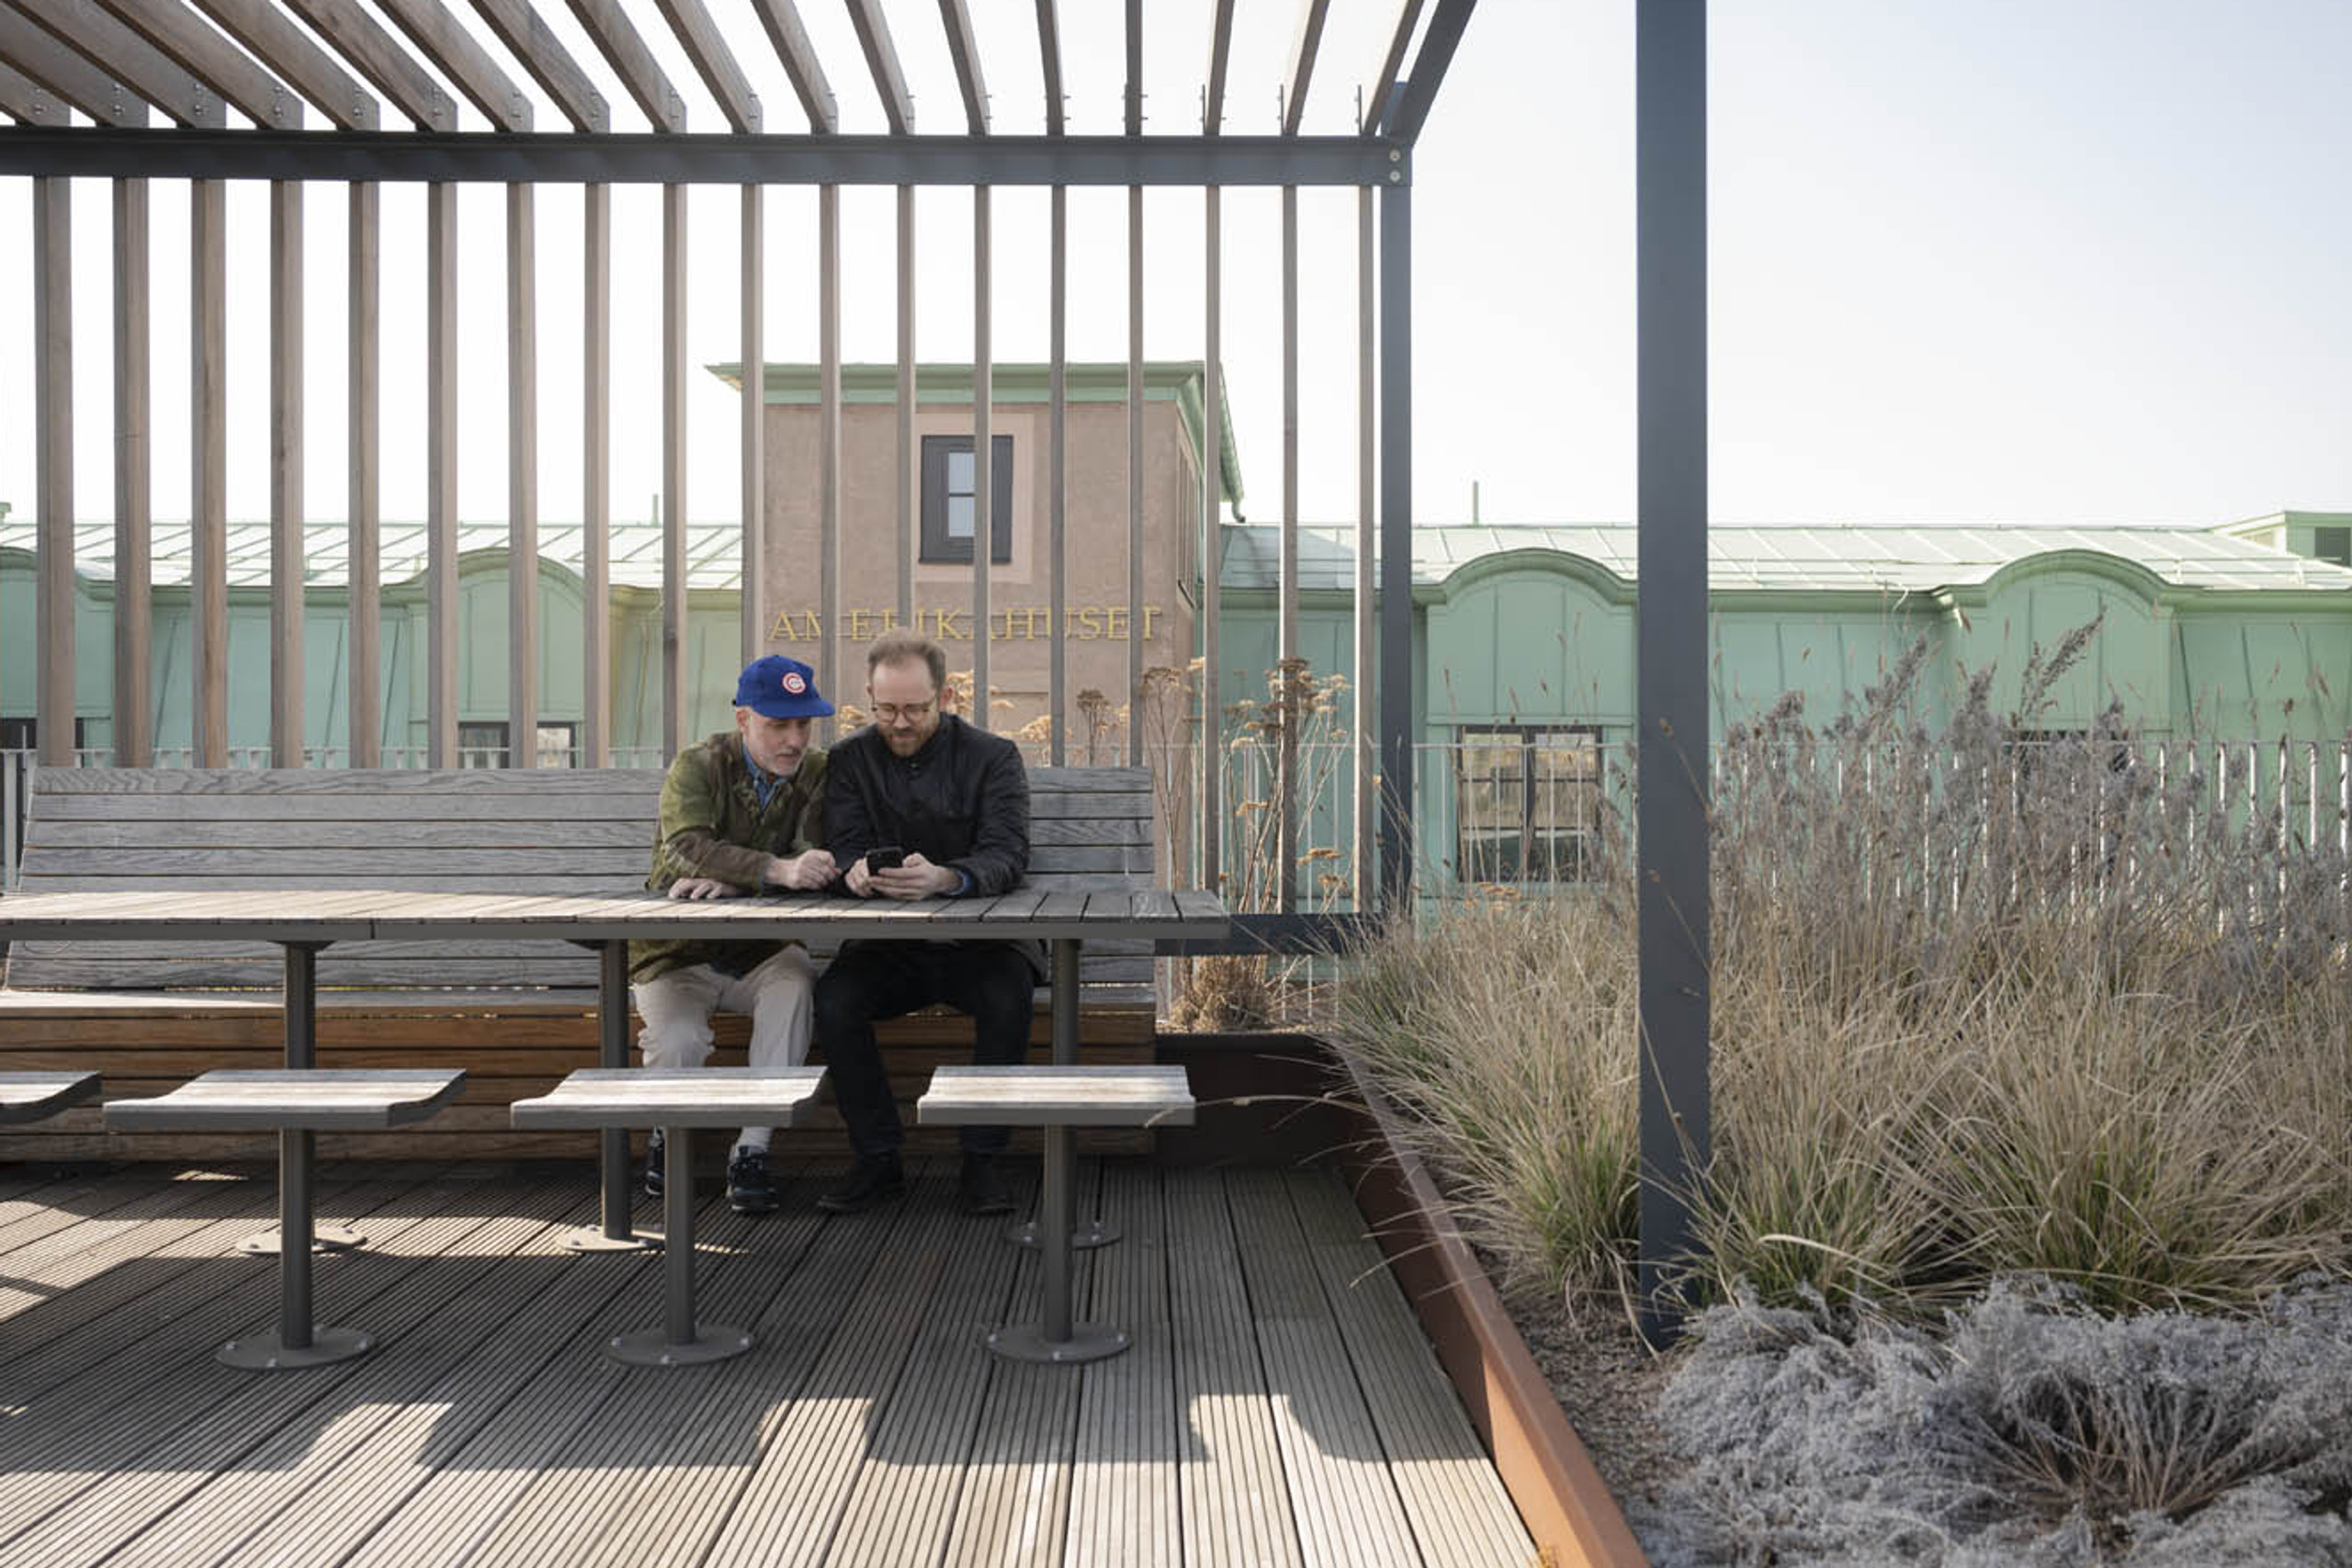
[863,845,906,874]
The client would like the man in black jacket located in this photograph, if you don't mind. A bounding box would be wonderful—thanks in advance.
[813,629,1038,1216]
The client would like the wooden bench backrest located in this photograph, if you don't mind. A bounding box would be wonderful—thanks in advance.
[4,764,1157,996]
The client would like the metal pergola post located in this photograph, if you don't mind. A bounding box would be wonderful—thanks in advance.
[1634,0,1712,1343]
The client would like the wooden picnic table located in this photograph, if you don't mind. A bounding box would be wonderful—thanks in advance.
[0,886,1230,1243]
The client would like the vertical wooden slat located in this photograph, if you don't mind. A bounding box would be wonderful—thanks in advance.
[112,175,153,767]
[192,176,228,768]
[971,185,991,729]
[895,184,914,630]
[1277,186,1299,911]
[269,176,305,768]
[348,180,381,767]
[662,183,687,758]
[1126,186,1143,770]
[33,177,73,769]
[1201,186,1222,894]
[1048,183,1067,766]
[582,182,611,768]
[741,183,764,671]
[426,180,458,768]
[1355,186,1375,905]
[818,182,841,722]
[506,182,538,767]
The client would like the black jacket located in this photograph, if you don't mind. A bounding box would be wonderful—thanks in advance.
[825,714,1042,976]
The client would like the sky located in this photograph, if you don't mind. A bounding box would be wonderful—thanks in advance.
[2,0,2348,539]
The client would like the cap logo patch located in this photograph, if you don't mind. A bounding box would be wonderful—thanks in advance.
[781,671,808,694]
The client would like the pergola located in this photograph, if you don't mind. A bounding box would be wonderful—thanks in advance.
[0,0,1713,1333]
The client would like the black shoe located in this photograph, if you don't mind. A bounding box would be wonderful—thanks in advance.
[817,1155,905,1214]
[641,1130,665,1199]
[728,1146,777,1214]
[958,1154,1013,1216]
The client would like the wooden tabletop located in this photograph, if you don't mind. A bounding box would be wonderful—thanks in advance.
[0,887,1229,945]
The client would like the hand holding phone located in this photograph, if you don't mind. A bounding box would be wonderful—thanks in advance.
[863,845,906,874]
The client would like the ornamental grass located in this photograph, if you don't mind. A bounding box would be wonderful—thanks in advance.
[1330,629,2352,1321]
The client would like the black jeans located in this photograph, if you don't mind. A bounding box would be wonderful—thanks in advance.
[813,941,1035,1157]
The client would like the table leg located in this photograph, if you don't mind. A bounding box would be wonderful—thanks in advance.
[987,1115,1126,1365]
[567,941,657,1253]
[608,1123,751,1367]
[243,942,364,1256]
[1009,936,1117,1252]
[218,1126,370,1370]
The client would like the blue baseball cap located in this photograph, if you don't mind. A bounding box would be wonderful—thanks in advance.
[734,654,835,719]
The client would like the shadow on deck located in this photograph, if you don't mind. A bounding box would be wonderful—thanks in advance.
[0,1156,1532,1568]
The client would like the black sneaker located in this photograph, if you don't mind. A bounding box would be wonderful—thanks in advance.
[641,1130,666,1199]
[727,1146,777,1214]
[816,1154,905,1214]
[958,1154,1013,1216]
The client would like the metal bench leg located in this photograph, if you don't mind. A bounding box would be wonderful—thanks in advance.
[608,1124,751,1367]
[220,1127,371,1370]
[242,942,363,1257]
[1008,937,1119,1255]
[986,1119,1127,1366]
[568,941,657,1254]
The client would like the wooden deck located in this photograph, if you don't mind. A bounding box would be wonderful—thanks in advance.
[0,1156,1535,1568]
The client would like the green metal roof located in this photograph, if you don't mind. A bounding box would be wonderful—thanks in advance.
[1218,522,2352,594]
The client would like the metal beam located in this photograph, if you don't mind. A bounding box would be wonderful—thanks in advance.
[1035,0,1061,136]
[1387,0,1475,145]
[0,0,223,126]
[87,0,302,127]
[564,0,682,131]
[0,127,1399,186]
[374,0,531,130]
[1282,0,1329,135]
[747,0,831,132]
[843,0,911,134]
[937,0,987,134]
[467,0,607,130]
[1634,0,1712,1343]
[1204,0,1233,131]
[280,0,454,130]
[1363,0,1423,132]
[656,0,760,132]
[187,0,377,129]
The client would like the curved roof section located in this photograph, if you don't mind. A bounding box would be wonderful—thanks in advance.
[1219,523,2352,595]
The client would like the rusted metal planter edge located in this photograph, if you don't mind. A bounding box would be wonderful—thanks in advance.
[1329,1049,1652,1568]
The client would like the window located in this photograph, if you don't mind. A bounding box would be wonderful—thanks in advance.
[921,434,1014,564]
[2316,525,2351,567]
[458,722,578,769]
[1454,726,1604,883]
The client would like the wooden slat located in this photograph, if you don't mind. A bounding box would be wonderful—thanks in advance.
[373,0,531,130]
[113,175,154,767]
[0,57,67,121]
[511,1066,826,1128]
[842,0,910,133]
[103,1067,465,1130]
[654,0,759,131]
[281,0,456,129]
[747,0,831,130]
[1,0,225,125]
[33,172,73,771]
[1064,1160,1178,1568]
[563,0,683,130]
[466,0,606,130]
[937,0,987,134]
[186,0,379,128]
[33,765,666,796]
[918,1065,1193,1127]
[87,0,302,126]
[0,6,144,126]
[30,817,654,849]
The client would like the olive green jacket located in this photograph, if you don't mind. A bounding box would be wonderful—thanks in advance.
[628,731,829,984]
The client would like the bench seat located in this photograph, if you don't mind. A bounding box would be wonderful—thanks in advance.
[0,765,1163,1163]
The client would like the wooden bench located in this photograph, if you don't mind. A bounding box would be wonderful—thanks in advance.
[0,765,1160,1163]
[103,1068,467,1367]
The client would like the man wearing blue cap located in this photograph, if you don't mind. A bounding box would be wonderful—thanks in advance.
[630,653,840,1214]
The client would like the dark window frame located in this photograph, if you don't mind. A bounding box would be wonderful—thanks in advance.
[920,434,1014,565]
[2315,525,2351,567]
[1453,723,1605,884]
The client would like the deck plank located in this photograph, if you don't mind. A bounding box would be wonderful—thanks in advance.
[1063,1161,1180,1568]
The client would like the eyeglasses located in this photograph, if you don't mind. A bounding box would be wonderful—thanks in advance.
[872,701,935,722]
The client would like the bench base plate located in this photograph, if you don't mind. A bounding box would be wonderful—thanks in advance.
[560,1226,661,1254]
[219,1326,372,1371]
[240,1224,365,1255]
[984,1323,1129,1366]
[608,1325,752,1367]
[1006,1217,1119,1251]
